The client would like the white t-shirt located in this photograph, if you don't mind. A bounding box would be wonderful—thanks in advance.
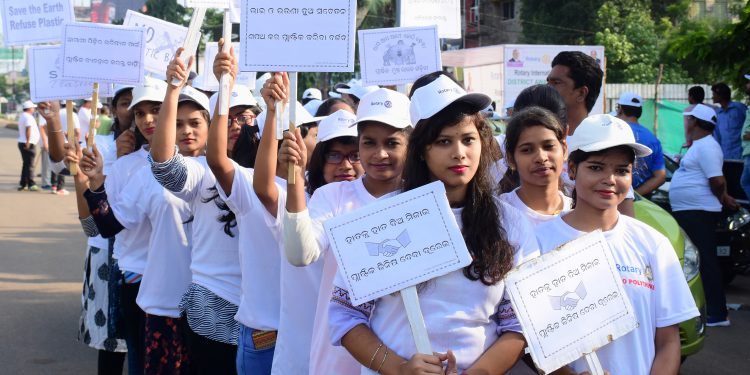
[217,162,282,331]
[112,165,192,317]
[535,215,699,375]
[271,181,325,375]
[78,106,92,142]
[499,188,573,227]
[170,156,242,306]
[339,200,540,374]
[307,177,398,375]
[491,134,509,188]
[105,147,152,274]
[669,135,723,212]
[17,112,40,144]
[38,112,80,134]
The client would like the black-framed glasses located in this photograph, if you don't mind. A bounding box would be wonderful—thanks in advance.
[325,151,360,164]
[229,114,256,125]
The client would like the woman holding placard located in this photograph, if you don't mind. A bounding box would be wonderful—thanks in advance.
[147,49,243,374]
[327,72,540,374]
[281,87,412,374]
[534,114,699,375]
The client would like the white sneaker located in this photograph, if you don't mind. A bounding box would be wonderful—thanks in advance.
[56,189,70,196]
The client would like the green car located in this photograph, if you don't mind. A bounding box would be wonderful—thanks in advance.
[634,195,706,360]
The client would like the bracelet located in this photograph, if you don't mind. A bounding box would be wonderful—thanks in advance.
[376,348,388,374]
[50,129,63,133]
[368,343,383,369]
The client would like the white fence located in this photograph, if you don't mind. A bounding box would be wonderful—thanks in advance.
[604,83,712,111]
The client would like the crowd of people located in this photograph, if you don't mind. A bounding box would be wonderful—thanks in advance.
[17,41,750,375]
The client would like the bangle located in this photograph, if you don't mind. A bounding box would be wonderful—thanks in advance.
[50,129,63,133]
[368,343,383,369]
[376,348,388,374]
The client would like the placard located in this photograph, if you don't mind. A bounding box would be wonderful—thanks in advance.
[203,42,257,91]
[28,45,114,102]
[504,231,638,373]
[503,44,605,114]
[239,0,356,72]
[463,63,503,103]
[324,181,472,306]
[358,26,441,86]
[123,10,190,80]
[1,0,74,46]
[185,0,230,8]
[61,23,146,85]
[400,0,460,39]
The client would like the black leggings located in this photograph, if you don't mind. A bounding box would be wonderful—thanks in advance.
[181,319,238,375]
[98,349,126,375]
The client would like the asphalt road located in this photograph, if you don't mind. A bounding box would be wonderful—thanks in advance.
[0,126,747,374]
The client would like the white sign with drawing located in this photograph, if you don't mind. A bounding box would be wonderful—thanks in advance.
[203,42,257,91]
[400,0,460,39]
[1,0,74,46]
[61,23,146,85]
[123,10,190,80]
[504,231,638,374]
[28,45,114,102]
[358,26,441,86]
[324,181,472,306]
[239,0,356,72]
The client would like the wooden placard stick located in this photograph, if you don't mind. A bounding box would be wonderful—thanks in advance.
[287,72,299,185]
[216,9,232,116]
[66,100,78,175]
[87,82,99,149]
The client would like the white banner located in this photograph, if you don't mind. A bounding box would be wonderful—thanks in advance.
[28,45,114,102]
[503,44,605,114]
[325,181,472,306]
[359,26,441,86]
[202,42,257,91]
[61,23,146,85]
[504,231,638,374]
[1,0,74,46]
[239,0,356,72]
[400,0,460,39]
[124,10,190,80]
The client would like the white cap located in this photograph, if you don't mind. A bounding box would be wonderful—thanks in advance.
[352,88,411,129]
[617,92,643,108]
[208,84,258,118]
[744,74,750,80]
[303,99,323,116]
[302,88,323,101]
[567,114,652,157]
[257,102,321,136]
[178,86,211,112]
[128,77,168,110]
[328,90,342,99]
[317,109,358,142]
[22,100,36,110]
[683,103,717,125]
[339,84,379,100]
[409,75,491,127]
[112,84,134,99]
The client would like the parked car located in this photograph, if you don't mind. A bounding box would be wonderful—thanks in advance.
[648,156,750,284]
[633,195,706,360]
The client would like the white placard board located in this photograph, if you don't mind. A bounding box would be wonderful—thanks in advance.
[503,44,605,114]
[1,0,74,46]
[185,0,230,8]
[123,10,190,80]
[324,181,472,306]
[61,23,146,85]
[239,0,356,72]
[400,0,460,39]
[358,26,441,86]
[28,45,114,102]
[504,231,638,373]
[228,0,241,23]
[203,42,257,91]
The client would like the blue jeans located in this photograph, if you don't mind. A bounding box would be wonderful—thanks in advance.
[236,324,276,375]
[741,156,750,200]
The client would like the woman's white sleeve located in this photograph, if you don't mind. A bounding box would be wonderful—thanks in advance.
[283,209,323,266]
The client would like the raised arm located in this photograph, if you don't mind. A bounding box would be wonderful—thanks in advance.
[253,72,289,217]
[65,143,99,237]
[37,102,66,162]
[206,39,238,195]
[151,48,193,163]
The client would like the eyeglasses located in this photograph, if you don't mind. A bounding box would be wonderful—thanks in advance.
[229,114,256,125]
[325,151,360,164]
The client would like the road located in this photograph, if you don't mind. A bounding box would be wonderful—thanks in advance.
[0,125,748,374]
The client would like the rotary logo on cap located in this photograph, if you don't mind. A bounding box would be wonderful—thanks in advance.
[384,100,392,108]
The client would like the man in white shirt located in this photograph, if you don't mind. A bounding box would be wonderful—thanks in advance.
[17,101,40,191]
[78,98,93,144]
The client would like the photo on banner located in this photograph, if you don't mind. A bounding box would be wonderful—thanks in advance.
[1,0,74,46]
[358,25,441,86]
[61,23,146,85]
[324,181,472,306]
[399,0,460,39]
[239,0,356,72]
[123,10,191,80]
[28,45,114,102]
[504,231,638,373]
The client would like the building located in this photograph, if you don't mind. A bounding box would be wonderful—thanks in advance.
[462,0,522,49]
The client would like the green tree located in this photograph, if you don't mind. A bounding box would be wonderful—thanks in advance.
[142,0,188,25]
